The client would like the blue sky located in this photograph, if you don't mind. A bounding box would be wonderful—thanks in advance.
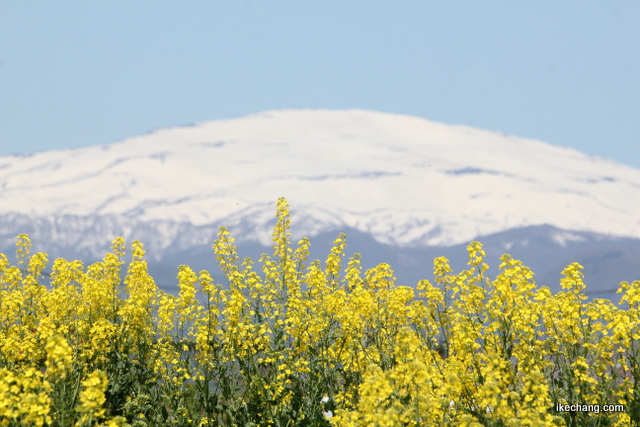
[1,1,639,168]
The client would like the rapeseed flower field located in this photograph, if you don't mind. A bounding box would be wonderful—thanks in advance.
[0,198,637,426]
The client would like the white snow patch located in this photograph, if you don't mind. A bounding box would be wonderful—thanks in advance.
[552,231,587,247]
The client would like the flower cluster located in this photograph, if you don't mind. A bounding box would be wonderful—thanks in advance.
[0,198,637,426]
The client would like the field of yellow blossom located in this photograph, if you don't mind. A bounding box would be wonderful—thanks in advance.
[0,197,638,427]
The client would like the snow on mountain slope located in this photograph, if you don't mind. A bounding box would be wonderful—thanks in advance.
[1,109,639,248]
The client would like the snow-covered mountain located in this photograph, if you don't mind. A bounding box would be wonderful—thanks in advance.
[2,109,640,246]
[1,109,639,299]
